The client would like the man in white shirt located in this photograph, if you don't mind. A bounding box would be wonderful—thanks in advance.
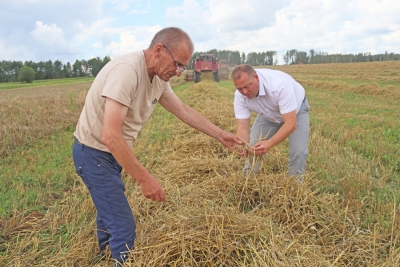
[232,64,310,177]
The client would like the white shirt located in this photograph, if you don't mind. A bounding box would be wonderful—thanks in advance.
[234,69,305,123]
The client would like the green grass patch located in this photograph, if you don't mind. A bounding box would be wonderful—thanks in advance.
[0,77,94,90]
[0,128,78,218]
[303,77,400,88]
[306,85,400,207]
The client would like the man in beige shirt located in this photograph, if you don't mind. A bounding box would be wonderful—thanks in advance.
[72,27,242,266]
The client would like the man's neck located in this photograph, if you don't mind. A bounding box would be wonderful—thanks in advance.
[143,49,155,82]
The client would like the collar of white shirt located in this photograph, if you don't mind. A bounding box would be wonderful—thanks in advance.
[256,70,267,97]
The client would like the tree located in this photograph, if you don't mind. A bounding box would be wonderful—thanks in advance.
[241,52,246,64]
[63,62,72,78]
[265,51,277,65]
[53,60,63,78]
[230,51,241,66]
[309,49,315,63]
[102,56,111,67]
[289,49,297,64]
[44,60,53,79]
[0,60,23,82]
[283,51,290,65]
[295,51,308,64]
[72,60,82,77]
[36,61,46,80]
[17,66,36,83]
[88,57,102,76]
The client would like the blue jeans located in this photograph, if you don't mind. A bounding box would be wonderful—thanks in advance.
[72,140,136,263]
[246,98,310,175]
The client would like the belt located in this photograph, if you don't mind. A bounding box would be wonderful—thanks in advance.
[74,137,83,145]
[74,137,112,155]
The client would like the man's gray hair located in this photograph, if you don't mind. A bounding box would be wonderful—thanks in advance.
[149,27,194,54]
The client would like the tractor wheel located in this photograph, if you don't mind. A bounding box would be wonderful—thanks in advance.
[213,71,220,82]
[194,72,201,83]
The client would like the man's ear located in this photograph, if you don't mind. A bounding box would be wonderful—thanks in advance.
[254,73,259,82]
[154,43,163,58]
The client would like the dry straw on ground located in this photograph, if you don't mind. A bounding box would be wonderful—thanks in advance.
[120,81,399,267]
[1,69,399,266]
[266,61,400,100]
[0,82,90,157]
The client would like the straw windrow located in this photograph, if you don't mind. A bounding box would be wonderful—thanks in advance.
[1,62,399,266]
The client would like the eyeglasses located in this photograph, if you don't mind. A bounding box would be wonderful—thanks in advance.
[163,45,187,73]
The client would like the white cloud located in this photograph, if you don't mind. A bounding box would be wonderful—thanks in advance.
[165,0,211,41]
[382,30,400,45]
[0,0,108,62]
[129,9,149,14]
[93,42,103,49]
[106,26,162,57]
[111,0,140,11]
[174,0,400,60]
[128,1,151,14]
[0,40,34,61]
[73,18,116,47]
[206,0,291,32]
[31,21,67,45]
[0,0,399,63]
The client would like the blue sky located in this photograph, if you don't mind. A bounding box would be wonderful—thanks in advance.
[1,0,399,65]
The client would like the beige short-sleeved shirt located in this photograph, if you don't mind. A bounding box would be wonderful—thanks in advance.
[74,51,174,152]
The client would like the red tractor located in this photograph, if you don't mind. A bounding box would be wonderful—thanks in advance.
[184,54,229,83]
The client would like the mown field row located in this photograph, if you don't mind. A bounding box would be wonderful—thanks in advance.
[0,77,95,91]
[0,61,399,266]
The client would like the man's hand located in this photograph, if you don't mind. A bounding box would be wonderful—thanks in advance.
[249,111,297,156]
[138,175,167,202]
[218,131,245,150]
[237,146,248,157]
[250,140,273,156]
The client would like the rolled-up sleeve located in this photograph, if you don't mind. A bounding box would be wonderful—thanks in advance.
[233,90,251,119]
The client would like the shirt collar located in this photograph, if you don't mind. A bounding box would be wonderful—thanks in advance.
[256,70,266,97]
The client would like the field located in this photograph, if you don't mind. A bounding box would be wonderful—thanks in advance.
[0,61,399,266]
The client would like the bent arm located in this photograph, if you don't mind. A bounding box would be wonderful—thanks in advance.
[252,110,297,155]
[267,110,297,147]
[159,93,243,148]
[102,97,166,202]
[102,98,147,181]
[236,118,250,143]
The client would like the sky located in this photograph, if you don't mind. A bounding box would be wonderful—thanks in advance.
[1,0,399,65]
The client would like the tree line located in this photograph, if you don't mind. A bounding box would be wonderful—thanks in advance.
[283,49,400,64]
[0,50,279,83]
[189,49,400,67]
[188,49,278,68]
[1,49,399,83]
[0,56,110,83]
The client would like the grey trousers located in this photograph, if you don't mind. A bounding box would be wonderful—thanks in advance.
[246,98,310,175]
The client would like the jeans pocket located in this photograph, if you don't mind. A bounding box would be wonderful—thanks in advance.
[95,153,117,167]
[75,162,92,189]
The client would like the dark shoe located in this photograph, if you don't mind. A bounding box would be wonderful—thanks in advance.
[100,249,106,256]
[89,249,107,265]
[113,251,130,266]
